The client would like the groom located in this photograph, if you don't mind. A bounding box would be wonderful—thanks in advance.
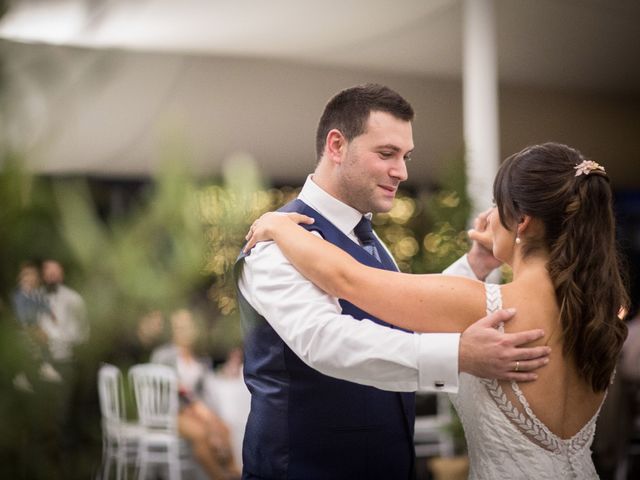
[235,84,550,479]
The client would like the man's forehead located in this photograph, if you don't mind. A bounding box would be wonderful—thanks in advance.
[363,111,412,132]
[362,112,413,146]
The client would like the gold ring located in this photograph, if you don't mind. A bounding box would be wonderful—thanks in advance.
[515,361,520,372]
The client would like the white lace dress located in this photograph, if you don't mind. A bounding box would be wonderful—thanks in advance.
[449,283,602,479]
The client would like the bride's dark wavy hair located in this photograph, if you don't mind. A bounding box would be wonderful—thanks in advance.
[493,142,628,392]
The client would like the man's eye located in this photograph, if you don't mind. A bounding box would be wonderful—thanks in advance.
[379,152,393,158]
[404,155,412,162]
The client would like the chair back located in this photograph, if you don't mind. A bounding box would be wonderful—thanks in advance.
[98,363,126,424]
[129,363,179,431]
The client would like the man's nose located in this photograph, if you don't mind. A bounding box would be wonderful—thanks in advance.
[390,158,408,182]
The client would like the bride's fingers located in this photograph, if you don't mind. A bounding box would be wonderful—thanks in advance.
[243,226,262,252]
[281,213,315,225]
[245,220,259,240]
[243,213,314,252]
[243,233,259,253]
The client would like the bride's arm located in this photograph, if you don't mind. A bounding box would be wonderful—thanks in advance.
[244,213,486,333]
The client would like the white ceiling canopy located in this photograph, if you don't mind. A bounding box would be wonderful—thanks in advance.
[1,0,638,184]
[2,0,639,93]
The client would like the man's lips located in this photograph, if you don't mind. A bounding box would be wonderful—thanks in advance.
[379,185,398,195]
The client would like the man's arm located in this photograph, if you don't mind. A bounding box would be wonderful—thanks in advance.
[239,240,460,393]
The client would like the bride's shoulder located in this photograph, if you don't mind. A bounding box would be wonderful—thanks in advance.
[499,281,560,334]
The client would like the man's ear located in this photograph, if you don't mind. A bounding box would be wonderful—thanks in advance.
[325,129,346,165]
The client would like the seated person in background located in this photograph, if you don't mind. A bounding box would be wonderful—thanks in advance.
[218,347,244,380]
[112,310,166,367]
[151,309,239,480]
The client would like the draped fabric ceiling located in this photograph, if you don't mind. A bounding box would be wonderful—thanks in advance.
[1,0,639,185]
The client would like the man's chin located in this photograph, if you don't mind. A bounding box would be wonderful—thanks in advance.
[372,200,395,214]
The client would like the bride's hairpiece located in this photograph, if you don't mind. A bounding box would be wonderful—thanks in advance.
[574,160,606,177]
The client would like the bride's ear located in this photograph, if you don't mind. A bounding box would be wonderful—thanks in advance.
[517,215,533,237]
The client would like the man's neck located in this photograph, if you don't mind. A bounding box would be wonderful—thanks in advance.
[310,171,362,214]
[310,167,340,201]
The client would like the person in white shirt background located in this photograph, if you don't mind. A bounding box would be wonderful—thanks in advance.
[236,83,551,479]
[36,259,89,451]
[39,259,88,365]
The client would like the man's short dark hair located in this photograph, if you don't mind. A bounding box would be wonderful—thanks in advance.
[315,83,414,160]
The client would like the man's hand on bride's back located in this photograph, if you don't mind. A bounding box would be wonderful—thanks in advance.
[459,309,551,382]
[243,212,315,253]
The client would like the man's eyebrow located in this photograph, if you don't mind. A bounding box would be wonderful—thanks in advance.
[377,144,401,151]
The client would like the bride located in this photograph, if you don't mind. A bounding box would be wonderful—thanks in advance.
[243,143,628,478]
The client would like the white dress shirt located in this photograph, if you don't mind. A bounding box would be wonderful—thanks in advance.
[39,284,88,362]
[238,175,478,393]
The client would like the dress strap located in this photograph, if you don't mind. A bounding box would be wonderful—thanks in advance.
[484,283,504,332]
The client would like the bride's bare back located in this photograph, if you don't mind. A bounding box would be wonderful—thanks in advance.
[500,278,605,439]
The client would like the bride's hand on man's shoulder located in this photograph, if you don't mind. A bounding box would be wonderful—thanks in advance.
[243,212,314,253]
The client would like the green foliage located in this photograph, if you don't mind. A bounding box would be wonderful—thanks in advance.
[0,153,270,478]
[374,150,472,274]
[198,154,299,352]
[0,152,69,299]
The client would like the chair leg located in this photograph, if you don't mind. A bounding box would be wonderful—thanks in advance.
[102,456,112,480]
[136,440,147,480]
[169,441,181,480]
[100,436,112,480]
[116,455,126,480]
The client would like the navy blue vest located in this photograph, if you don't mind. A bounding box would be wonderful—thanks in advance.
[235,199,416,480]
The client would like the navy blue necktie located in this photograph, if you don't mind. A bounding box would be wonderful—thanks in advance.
[353,216,382,262]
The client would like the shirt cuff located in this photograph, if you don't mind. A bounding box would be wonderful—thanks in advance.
[442,254,477,279]
[416,333,460,393]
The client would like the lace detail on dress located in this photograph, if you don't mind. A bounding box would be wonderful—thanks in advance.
[479,283,602,455]
[447,283,600,478]
[484,283,502,315]
[482,379,561,452]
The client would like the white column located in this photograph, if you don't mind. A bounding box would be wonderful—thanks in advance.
[463,0,500,217]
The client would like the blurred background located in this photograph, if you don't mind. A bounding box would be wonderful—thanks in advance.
[0,1,639,479]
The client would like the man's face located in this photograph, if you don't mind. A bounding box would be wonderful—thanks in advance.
[336,111,413,213]
[42,261,63,285]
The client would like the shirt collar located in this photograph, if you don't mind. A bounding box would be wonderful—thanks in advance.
[298,175,369,237]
